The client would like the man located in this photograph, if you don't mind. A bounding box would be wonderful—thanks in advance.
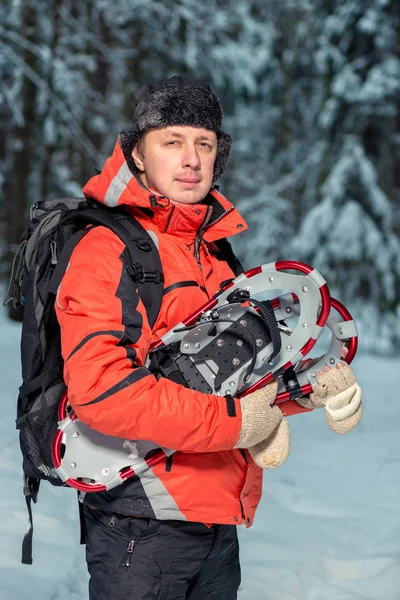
[55,75,362,599]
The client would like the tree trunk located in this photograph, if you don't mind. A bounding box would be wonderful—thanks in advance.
[6,2,39,321]
[40,0,64,201]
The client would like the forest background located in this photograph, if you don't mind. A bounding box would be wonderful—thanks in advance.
[1,0,399,353]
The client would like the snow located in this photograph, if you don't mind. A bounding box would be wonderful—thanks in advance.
[1,307,399,599]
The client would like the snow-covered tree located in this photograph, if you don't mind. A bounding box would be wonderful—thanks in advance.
[1,0,399,350]
[289,0,400,350]
[292,138,400,351]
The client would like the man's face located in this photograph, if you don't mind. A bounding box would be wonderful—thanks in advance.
[131,126,217,204]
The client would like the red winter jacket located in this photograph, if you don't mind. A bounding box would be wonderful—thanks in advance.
[55,141,263,526]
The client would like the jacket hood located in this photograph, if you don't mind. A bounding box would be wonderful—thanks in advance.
[82,141,248,243]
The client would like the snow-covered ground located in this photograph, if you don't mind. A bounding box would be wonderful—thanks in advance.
[1,307,399,600]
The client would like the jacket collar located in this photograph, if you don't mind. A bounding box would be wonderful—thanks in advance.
[82,141,247,243]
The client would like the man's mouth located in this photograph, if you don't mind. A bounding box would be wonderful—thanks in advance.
[176,178,201,184]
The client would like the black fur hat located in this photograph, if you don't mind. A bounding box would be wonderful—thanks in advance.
[119,75,232,182]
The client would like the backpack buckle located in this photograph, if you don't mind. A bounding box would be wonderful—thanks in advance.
[126,263,164,284]
[140,271,164,284]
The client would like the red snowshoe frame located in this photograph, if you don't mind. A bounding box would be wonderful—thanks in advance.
[52,261,358,493]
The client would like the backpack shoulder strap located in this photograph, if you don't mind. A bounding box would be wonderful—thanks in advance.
[110,210,164,329]
[48,227,95,296]
[214,238,244,276]
[49,207,164,329]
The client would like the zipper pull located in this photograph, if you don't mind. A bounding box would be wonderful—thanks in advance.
[108,514,116,528]
[125,540,135,567]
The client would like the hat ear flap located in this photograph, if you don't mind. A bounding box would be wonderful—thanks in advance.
[213,131,232,182]
[118,127,141,177]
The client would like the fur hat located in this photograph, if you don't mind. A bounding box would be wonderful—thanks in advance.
[119,75,232,182]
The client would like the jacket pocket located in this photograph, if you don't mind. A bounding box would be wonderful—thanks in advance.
[121,515,159,567]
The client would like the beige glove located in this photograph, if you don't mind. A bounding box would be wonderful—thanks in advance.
[234,382,290,469]
[248,419,290,469]
[297,362,362,434]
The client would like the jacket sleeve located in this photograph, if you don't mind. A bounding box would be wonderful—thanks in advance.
[55,226,242,453]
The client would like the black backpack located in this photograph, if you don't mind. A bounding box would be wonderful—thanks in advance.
[4,196,243,564]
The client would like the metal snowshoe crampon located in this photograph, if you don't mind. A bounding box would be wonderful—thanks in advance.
[52,260,358,493]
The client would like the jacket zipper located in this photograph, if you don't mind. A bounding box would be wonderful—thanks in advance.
[108,514,116,528]
[206,205,235,229]
[50,239,58,265]
[194,205,235,267]
[194,205,213,267]
[108,514,136,567]
[125,540,135,567]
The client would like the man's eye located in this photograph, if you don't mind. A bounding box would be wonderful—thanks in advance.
[199,142,212,149]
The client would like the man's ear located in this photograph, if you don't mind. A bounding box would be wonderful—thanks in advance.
[131,146,144,172]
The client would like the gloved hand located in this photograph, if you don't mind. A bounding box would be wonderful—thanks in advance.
[234,382,290,468]
[248,419,290,469]
[297,362,362,434]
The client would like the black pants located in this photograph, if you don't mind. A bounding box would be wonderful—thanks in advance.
[84,506,241,600]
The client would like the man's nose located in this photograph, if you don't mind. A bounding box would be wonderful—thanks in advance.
[182,144,201,169]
